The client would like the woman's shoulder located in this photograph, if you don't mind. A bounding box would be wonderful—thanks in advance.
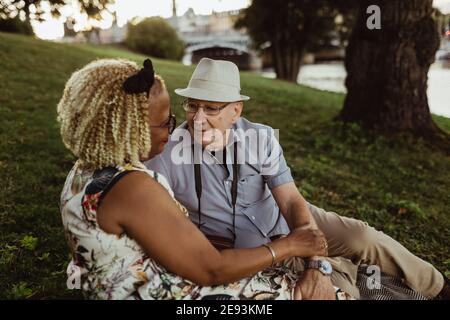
[63,162,172,196]
[124,165,189,217]
[121,164,174,197]
[62,162,182,217]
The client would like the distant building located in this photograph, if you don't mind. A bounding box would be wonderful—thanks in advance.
[435,11,450,59]
[61,6,261,70]
[97,20,126,44]
[62,12,126,44]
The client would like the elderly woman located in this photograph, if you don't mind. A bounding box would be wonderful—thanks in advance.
[57,58,351,300]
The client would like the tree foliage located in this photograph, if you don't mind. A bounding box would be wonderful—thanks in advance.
[78,0,112,20]
[125,17,185,61]
[0,0,66,22]
[0,0,115,35]
[236,0,346,82]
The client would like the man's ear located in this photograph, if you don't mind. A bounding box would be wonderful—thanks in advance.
[231,102,243,123]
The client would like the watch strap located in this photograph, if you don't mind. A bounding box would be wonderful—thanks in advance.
[306,259,321,270]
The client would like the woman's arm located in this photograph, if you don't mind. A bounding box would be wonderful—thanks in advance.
[97,171,325,286]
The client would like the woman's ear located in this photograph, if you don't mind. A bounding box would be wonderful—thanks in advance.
[231,102,243,123]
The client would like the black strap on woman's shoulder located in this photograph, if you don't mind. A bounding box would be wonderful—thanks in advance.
[98,169,135,206]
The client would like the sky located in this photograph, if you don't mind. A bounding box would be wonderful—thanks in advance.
[33,0,251,39]
[435,0,450,13]
[33,0,450,40]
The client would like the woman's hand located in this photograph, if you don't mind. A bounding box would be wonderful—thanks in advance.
[286,228,328,257]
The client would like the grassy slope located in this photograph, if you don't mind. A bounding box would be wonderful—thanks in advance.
[0,32,449,299]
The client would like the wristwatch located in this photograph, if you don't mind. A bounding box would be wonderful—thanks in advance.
[305,259,333,276]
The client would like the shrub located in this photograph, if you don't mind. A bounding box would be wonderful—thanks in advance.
[125,17,184,60]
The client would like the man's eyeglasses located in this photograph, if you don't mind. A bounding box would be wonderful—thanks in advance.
[150,114,176,134]
[181,100,233,116]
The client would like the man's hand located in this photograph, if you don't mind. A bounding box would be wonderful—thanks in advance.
[294,269,336,300]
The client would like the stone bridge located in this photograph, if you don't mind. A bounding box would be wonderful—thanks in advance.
[180,32,261,70]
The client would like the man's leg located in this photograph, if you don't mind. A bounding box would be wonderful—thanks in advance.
[307,203,444,298]
[327,257,360,299]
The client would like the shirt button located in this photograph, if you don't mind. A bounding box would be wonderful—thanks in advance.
[252,216,256,220]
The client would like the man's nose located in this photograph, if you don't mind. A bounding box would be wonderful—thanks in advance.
[193,107,207,123]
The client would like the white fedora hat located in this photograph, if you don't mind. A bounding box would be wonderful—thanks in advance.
[175,58,250,102]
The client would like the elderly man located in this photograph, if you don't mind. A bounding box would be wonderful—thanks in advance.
[146,58,448,300]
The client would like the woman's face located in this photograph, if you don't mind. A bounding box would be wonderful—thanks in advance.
[146,89,171,160]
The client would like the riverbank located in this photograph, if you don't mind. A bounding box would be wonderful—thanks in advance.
[259,61,450,118]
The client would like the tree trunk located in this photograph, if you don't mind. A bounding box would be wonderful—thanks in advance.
[340,0,444,136]
[23,3,31,23]
[272,43,304,82]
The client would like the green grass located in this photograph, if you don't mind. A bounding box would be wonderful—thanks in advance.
[1,32,449,299]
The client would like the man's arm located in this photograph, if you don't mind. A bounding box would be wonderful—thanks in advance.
[271,182,318,231]
[271,182,336,300]
[260,127,317,231]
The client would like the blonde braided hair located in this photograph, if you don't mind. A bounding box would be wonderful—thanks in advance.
[57,59,166,169]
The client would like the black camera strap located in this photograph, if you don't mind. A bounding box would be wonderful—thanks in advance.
[193,142,238,245]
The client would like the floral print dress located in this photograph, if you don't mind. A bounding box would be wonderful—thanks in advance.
[60,162,352,300]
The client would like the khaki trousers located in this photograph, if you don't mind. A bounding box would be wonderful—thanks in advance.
[288,203,444,299]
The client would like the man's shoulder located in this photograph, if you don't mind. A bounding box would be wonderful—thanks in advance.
[237,117,274,132]
[236,118,276,142]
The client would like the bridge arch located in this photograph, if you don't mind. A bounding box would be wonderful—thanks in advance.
[185,42,252,70]
[186,42,250,55]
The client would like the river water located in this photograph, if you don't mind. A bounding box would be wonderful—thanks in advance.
[260,61,450,118]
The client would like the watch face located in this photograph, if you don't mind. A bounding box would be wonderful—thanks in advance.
[318,260,333,275]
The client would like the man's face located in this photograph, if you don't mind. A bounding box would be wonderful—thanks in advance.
[185,98,243,149]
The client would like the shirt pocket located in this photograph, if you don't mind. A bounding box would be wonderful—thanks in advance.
[239,195,277,239]
[238,174,271,206]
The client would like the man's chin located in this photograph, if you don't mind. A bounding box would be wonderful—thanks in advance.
[191,132,211,146]
[193,137,212,148]
[189,128,217,148]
